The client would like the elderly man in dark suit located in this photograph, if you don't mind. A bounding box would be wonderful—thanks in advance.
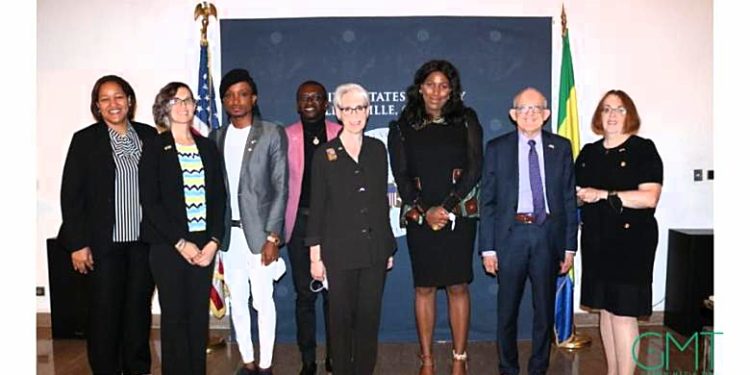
[479,87,577,375]
[211,69,289,375]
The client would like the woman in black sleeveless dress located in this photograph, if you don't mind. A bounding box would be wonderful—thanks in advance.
[388,60,483,375]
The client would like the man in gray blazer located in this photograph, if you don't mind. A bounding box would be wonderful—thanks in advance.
[211,69,289,375]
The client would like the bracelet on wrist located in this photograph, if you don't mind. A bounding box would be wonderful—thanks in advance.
[175,238,186,251]
[209,236,221,247]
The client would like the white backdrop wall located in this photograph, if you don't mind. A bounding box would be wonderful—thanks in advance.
[36,0,713,314]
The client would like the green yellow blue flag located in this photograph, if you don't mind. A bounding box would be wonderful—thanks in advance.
[554,7,580,346]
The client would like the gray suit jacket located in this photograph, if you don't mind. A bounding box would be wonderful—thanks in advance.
[211,117,289,253]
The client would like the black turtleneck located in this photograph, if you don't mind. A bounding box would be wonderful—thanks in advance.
[299,117,329,208]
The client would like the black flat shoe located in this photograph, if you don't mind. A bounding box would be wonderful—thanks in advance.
[236,363,258,375]
[325,357,333,373]
[299,362,316,375]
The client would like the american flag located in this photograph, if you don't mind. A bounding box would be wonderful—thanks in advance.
[209,253,228,319]
[193,43,220,136]
[196,40,226,319]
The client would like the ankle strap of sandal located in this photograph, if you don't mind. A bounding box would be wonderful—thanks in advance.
[418,353,434,366]
[452,350,468,361]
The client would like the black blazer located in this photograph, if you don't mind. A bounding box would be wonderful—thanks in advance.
[138,131,226,247]
[304,136,396,271]
[59,122,157,254]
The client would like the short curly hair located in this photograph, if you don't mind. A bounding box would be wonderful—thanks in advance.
[152,82,194,131]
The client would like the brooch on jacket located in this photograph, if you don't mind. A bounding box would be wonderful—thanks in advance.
[326,148,337,161]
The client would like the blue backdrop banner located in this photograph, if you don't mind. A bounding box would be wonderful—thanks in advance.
[220,16,552,342]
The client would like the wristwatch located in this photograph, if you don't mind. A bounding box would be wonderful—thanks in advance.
[266,232,281,246]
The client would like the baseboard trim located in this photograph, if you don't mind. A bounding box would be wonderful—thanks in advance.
[37,311,663,330]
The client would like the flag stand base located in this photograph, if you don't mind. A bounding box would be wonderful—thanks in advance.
[557,329,592,350]
[206,334,226,354]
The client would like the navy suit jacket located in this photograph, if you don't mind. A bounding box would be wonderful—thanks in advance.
[478,130,577,261]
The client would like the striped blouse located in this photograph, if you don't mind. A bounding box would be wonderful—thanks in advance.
[107,124,143,242]
[175,143,207,232]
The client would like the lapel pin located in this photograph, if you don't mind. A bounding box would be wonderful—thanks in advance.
[547,144,555,149]
[326,148,338,161]
[164,145,172,150]
[619,148,626,152]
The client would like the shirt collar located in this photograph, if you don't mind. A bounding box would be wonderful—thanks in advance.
[518,130,543,146]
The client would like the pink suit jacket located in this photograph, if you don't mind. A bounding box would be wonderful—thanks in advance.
[284,120,342,243]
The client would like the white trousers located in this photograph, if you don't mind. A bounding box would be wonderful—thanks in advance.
[224,227,277,368]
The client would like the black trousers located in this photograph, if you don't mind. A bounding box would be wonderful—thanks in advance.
[496,223,557,375]
[149,232,213,375]
[288,210,332,365]
[327,262,387,375]
[87,241,154,375]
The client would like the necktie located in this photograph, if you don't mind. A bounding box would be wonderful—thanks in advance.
[528,139,547,224]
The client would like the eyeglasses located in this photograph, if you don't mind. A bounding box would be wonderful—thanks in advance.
[514,105,544,115]
[309,278,328,293]
[168,97,196,107]
[337,105,368,115]
[602,106,627,116]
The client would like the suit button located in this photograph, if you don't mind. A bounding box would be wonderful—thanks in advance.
[358,187,366,192]
[623,223,630,229]
[354,169,361,174]
[360,208,368,214]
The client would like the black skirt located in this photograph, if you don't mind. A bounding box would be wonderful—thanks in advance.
[406,217,476,287]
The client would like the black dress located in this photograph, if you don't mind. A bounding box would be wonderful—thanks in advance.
[388,108,483,287]
[575,135,663,317]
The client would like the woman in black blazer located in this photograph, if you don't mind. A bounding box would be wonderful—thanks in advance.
[139,82,226,375]
[59,75,157,374]
[305,83,395,375]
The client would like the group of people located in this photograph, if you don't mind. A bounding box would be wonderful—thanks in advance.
[58,59,662,375]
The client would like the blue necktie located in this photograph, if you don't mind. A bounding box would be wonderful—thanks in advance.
[528,139,547,224]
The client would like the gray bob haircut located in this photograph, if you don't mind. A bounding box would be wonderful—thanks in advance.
[333,83,370,109]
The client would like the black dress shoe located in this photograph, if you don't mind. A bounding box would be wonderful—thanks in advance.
[299,362,316,375]
[257,366,273,375]
[325,357,333,373]
[236,366,257,375]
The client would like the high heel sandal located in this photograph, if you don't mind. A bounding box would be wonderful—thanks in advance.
[418,353,434,375]
[451,349,468,375]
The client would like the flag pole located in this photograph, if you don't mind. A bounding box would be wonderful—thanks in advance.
[556,4,592,351]
[194,0,226,354]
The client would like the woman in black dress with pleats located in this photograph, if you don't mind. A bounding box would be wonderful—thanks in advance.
[388,60,483,375]
[575,89,663,375]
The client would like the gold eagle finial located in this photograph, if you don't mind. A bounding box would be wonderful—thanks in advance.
[194,2,218,46]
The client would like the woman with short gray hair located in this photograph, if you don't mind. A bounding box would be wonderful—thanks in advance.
[306,83,395,375]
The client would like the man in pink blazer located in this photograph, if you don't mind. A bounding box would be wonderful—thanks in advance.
[284,81,341,375]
